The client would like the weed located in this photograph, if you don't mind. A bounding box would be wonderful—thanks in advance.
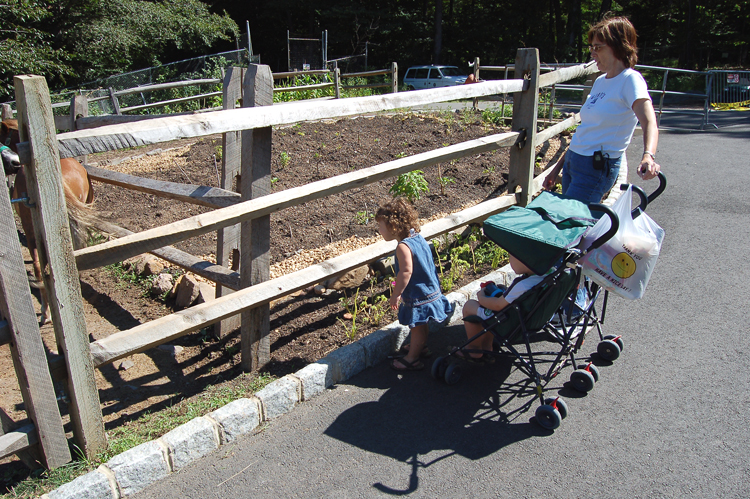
[271,176,279,187]
[338,289,367,340]
[438,176,455,195]
[395,151,407,159]
[389,170,429,203]
[279,151,290,168]
[354,210,374,225]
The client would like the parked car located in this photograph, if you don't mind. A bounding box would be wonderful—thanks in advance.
[403,65,467,90]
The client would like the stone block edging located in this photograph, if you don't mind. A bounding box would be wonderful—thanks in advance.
[42,264,515,498]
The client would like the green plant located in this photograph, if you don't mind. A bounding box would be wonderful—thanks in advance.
[338,289,367,340]
[271,176,279,187]
[395,151,407,159]
[354,210,374,225]
[438,176,455,195]
[279,151,290,168]
[389,170,429,203]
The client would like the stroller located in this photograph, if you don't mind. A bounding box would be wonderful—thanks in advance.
[431,174,666,430]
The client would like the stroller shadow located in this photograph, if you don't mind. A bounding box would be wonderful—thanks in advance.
[324,324,553,495]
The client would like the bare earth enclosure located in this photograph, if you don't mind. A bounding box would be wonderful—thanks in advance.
[0,110,566,480]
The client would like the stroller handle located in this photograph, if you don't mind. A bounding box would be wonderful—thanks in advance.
[647,172,667,204]
[586,203,619,251]
[619,171,667,216]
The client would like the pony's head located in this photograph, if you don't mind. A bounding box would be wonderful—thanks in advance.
[0,119,20,151]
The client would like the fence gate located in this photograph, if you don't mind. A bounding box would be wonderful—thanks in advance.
[708,70,750,105]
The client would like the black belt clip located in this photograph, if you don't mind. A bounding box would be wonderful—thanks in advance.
[593,150,608,171]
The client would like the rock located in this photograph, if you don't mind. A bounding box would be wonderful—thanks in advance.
[371,256,396,277]
[343,312,353,320]
[151,273,174,296]
[313,284,326,295]
[117,360,135,371]
[130,255,164,277]
[327,265,370,290]
[195,282,216,304]
[173,274,200,309]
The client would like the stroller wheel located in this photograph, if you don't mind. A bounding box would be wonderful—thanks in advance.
[587,363,600,382]
[544,397,568,419]
[444,362,462,385]
[603,334,624,352]
[536,404,563,430]
[570,369,596,393]
[431,356,448,381]
[597,339,621,361]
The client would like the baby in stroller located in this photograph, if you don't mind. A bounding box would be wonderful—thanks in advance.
[458,253,549,362]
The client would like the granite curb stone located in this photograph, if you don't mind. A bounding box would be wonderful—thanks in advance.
[46,467,117,499]
[160,416,220,470]
[43,264,515,498]
[206,397,261,444]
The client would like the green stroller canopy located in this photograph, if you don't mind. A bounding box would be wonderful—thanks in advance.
[483,191,600,275]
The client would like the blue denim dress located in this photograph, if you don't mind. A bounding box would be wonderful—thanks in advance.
[394,231,453,328]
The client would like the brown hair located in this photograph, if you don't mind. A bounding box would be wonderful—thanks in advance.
[588,16,639,68]
[375,198,420,240]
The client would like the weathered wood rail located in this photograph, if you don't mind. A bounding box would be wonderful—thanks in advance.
[1,48,597,464]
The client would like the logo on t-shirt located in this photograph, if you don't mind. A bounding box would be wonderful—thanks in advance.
[587,92,605,107]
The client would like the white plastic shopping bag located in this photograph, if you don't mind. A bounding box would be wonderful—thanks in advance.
[579,185,665,299]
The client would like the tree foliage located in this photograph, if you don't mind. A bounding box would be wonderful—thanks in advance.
[0,0,238,101]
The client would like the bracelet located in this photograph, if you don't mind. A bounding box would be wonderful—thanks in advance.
[643,150,655,161]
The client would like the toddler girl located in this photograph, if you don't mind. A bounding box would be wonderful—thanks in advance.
[376,198,453,371]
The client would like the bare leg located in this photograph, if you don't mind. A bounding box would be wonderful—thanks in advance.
[462,300,492,358]
[392,323,428,368]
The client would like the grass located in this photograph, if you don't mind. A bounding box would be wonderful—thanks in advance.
[2,372,275,498]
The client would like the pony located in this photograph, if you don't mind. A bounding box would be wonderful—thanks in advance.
[0,119,98,324]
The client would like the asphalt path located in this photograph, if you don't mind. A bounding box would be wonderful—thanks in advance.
[135,112,750,499]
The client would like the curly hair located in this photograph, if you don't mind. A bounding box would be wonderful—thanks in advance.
[375,198,420,240]
[588,16,639,69]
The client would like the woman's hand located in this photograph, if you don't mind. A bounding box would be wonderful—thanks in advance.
[638,154,660,180]
[543,155,565,191]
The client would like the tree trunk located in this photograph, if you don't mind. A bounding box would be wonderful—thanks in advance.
[598,0,612,19]
[433,0,443,65]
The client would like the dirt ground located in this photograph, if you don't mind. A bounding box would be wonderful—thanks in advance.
[0,110,566,477]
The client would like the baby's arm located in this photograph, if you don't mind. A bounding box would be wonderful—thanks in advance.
[390,243,413,310]
[476,289,510,312]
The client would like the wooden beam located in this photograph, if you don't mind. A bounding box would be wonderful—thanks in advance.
[15,75,106,459]
[534,113,580,148]
[274,83,334,93]
[0,424,38,461]
[88,193,519,367]
[341,68,391,78]
[507,48,541,207]
[73,131,520,271]
[18,78,525,162]
[0,122,71,468]
[84,165,241,208]
[119,91,222,114]
[538,61,598,88]
[114,78,221,97]
[241,64,273,372]
[76,107,222,130]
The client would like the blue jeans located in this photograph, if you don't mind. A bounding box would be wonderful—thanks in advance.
[561,150,621,318]
[561,150,621,204]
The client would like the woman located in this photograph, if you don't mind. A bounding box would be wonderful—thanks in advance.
[544,16,661,202]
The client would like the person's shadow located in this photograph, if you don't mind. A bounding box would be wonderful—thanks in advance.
[324,323,562,495]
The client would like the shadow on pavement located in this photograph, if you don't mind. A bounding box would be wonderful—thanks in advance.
[324,324,561,495]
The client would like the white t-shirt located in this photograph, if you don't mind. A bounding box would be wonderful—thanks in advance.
[476,274,545,319]
[570,68,651,157]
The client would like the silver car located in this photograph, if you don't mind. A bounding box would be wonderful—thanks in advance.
[403,65,467,90]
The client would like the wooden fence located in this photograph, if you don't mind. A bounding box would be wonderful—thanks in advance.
[1,48,596,466]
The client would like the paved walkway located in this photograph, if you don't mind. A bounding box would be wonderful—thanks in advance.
[133,113,750,499]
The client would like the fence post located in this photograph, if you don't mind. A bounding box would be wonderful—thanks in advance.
[108,87,121,115]
[241,64,273,372]
[334,68,341,99]
[71,94,89,163]
[472,57,480,111]
[215,66,245,338]
[1,104,13,120]
[0,166,70,469]
[391,62,398,93]
[14,75,106,458]
[507,48,540,207]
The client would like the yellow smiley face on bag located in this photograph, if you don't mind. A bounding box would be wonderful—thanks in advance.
[611,252,636,279]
